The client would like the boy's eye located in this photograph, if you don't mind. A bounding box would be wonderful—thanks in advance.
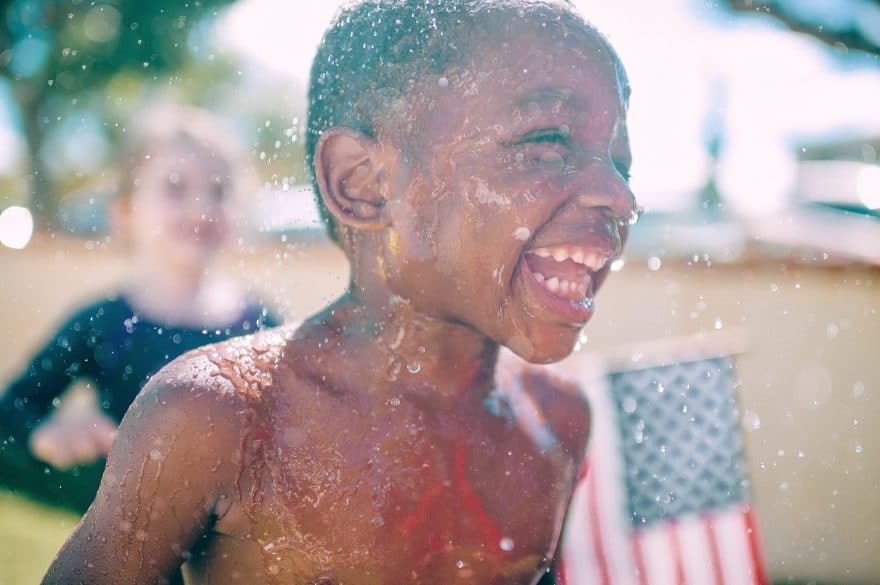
[536,149,566,174]
[510,127,571,147]
[509,128,572,175]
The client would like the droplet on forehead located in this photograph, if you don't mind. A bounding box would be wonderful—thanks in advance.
[513,227,530,241]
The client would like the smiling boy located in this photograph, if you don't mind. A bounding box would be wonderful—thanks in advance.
[44,1,636,583]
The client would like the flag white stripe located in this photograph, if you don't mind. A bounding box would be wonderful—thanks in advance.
[713,507,756,585]
[561,480,602,585]
[677,515,719,585]
[638,524,678,585]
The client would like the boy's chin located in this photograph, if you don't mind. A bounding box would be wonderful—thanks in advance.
[503,329,581,364]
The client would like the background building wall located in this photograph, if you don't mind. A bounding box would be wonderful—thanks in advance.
[1,234,877,583]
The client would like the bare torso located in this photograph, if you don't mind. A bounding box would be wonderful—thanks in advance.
[181,327,588,585]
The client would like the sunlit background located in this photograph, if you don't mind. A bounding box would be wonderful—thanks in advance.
[1,0,878,583]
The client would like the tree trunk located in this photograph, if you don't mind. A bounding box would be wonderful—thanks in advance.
[11,80,54,227]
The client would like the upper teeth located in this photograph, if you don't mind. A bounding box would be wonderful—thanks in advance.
[531,246,608,271]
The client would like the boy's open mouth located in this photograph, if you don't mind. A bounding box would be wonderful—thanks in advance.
[518,242,615,325]
[524,245,608,303]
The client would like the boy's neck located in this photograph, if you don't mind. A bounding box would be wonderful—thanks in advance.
[306,290,500,409]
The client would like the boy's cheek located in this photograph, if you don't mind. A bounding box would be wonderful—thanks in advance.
[385,201,435,264]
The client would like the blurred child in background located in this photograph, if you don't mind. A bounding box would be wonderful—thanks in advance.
[0,104,279,513]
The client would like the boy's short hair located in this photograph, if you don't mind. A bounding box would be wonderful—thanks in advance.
[306,0,589,242]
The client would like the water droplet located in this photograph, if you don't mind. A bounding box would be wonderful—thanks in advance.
[610,258,625,272]
[744,410,761,430]
[438,76,449,88]
[622,396,637,414]
[407,362,421,374]
[647,256,661,271]
[853,381,865,398]
[499,537,515,551]
[389,397,401,407]
[456,560,465,569]
[513,226,531,240]
[628,207,644,226]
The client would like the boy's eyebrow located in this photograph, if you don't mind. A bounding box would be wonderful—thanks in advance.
[507,127,572,146]
[514,86,576,110]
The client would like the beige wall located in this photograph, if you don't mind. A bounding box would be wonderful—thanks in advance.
[1,233,877,583]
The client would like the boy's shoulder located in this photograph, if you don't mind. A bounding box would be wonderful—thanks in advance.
[114,326,299,487]
[150,323,297,406]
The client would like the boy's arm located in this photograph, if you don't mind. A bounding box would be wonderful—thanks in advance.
[43,356,243,584]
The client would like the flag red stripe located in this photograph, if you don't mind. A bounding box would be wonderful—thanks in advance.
[703,514,726,585]
[557,556,568,585]
[743,506,769,585]
[668,522,687,585]
[587,470,611,585]
[577,455,591,483]
[631,535,648,585]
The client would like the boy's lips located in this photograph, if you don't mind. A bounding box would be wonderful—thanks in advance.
[516,240,616,326]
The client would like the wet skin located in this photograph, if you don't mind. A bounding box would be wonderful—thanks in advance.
[43,22,634,585]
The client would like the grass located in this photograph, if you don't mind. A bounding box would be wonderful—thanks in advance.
[0,490,79,585]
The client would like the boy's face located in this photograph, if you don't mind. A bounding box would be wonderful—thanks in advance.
[127,144,231,267]
[378,24,635,363]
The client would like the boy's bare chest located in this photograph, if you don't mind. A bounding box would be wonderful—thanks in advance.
[221,393,576,584]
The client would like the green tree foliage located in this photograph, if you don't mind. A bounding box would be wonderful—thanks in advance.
[719,0,880,57]
[0,0,238,220]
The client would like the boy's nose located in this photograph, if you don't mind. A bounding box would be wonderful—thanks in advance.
[573,158,637,223]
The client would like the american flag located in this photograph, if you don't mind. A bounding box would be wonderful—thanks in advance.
[558,353,769,585]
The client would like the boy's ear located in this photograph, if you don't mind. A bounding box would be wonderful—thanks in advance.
[314,127,391,231]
